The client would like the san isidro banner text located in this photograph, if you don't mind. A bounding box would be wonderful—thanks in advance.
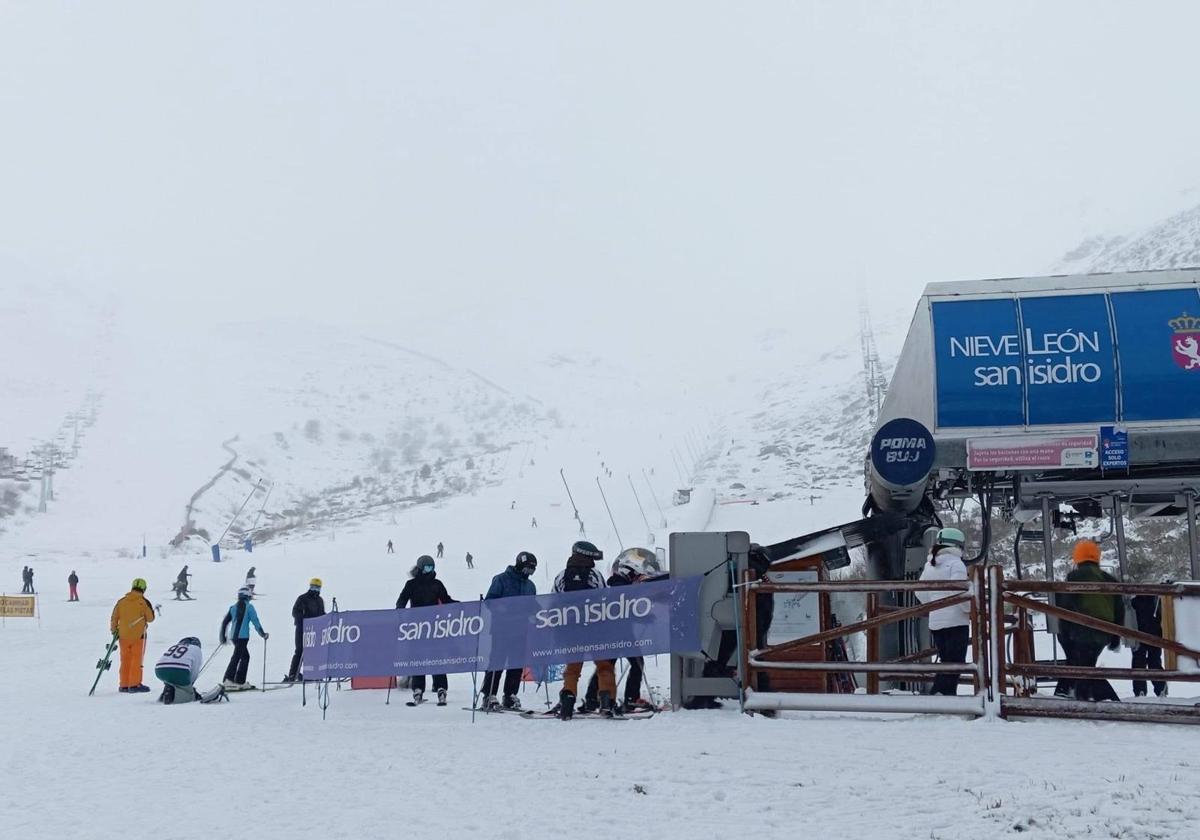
[300,576,702,680]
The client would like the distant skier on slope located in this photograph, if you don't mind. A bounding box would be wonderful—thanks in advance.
[110,578,156,693]
[284,578,326,682]
[465,552,474,569]
[553,541,618,719]
[219,587,269,691]
[396,556,456,706]
[436,542,444,559]
[68,570,79,602]
[387,539,394,554]
[480,552,538,711]
[174,566,193,600]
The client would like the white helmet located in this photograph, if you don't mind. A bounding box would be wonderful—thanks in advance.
[612,547,656,579]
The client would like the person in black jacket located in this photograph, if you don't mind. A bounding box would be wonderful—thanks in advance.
[396,555,456,705]
[284,578,326,682]
[1131,588,1168,698]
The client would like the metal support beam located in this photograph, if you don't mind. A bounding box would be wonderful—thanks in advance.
[1188,491,1199,580]
[1041,495,1057,634]
[1113,494,1128,581]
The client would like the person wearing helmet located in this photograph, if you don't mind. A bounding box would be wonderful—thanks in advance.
[284,578,327,682]
[915,527,972,696]
[584,550,652,713]
[396,555,456,705]
[219,586,269,691]
[155,636,205,703]
[110,578,157,693]
[552,540,617,719]
[1057,539,1123,702]
[479,552,538,711]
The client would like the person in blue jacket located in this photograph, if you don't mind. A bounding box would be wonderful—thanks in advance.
[478,552,538,711]
[219,586,269,690]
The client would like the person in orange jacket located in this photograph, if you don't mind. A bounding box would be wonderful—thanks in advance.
[111,578,157,693]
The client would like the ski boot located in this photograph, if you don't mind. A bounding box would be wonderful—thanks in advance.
[579,695,600,715]
[558,689,576,721]
[599,691,624,718]
[436,688,447,706]
[480,694,500,711]
[502,694,522,712]
[411,689,424,705]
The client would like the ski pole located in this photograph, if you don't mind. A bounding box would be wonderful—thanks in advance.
[470,594,483,724]
[197,641,226,680]
[261,636,268,692]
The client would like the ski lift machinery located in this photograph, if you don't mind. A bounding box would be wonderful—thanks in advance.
[863,268,1200,670]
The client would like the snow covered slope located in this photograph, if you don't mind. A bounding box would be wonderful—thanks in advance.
[1055,200,1200,273]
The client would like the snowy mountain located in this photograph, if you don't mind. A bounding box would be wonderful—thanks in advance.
[1055,200,1200,274]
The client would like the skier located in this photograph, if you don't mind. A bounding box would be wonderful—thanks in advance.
[584,550,651,712]
[465,552,474,570]
[553,540,618,719]
[387,539,394,554]
[915,528,971,697]
[20,567,29,593]
[480,552,537,711]
[24,566,35,594]
[1131,583,1168,698]
[511,501,516,510]
[110,578,156,693]
[155,636,205,703]
[396,555,455,705]
[245,566,257,597]
[531,517,537,529]
[175,565,193,600]
[1057,540,1123,702]
[436,542,444,559]
[68,570,79,602]
[219,586,269,690]
[285,578,326,682]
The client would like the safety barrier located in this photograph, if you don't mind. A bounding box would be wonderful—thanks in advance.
[738,569,1200,724]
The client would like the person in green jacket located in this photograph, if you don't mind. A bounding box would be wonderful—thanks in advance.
[1057,540,1123,702]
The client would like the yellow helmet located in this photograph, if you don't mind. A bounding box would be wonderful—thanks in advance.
[131,578,148,591]
[309,577,323,588]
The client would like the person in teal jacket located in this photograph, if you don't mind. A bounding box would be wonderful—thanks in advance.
[219,586,268,689]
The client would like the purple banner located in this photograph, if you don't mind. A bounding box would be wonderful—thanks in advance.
[300,576,701,680]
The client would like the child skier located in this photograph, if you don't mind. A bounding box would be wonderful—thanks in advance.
[110,578,156,693]
[553,541,618,719]
[480,552,537,711]
[219,586,269,690]
[155,636,205,703]
[396,555,456,705]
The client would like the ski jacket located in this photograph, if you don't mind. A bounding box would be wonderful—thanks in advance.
[915,548,971,631]
[1061,562,1124,647]
[1131,594,1163,637]
[220,600,265,642]
[111,590,156,641]
[396,574,454,609]
[486,567,536,600]
[553,560,606,593]
[155,640,203,684]
[292,590,326,626]
[68,573,79,585]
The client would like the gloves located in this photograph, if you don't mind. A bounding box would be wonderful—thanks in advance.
[262,632,270,640]
[219,636,227,645]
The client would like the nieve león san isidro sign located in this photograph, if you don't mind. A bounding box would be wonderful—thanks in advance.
[932,288,1200,428]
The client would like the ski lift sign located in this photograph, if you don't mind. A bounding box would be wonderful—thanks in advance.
[1,595,36,618]
[967,434,1098,471]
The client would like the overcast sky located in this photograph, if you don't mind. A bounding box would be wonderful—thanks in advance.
[3,2,1199,376]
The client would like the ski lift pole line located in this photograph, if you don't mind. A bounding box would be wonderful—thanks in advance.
[559,468,581,521]
[249,482,273,533]
[597,476,624,550]
[218,479,263,545]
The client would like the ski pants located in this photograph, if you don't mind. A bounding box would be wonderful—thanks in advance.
[1132,644,1166,696]
[288,625,305,679]
[481,668,522,699]
[411,674,447,694]
[585,657,644,705]
[930,625,970,696]
[564,660,614,697]
[223,638,251,684]
[69,584,78,601]
[1066,638,1118,701]
[118,637,146,688]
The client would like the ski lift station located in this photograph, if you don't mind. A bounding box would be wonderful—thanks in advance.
[671,268,1200,722]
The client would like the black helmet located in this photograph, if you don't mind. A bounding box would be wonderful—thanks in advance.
[416,555,436,574]
[748,543,772,577]
[571,540,603,562]
[515,551,538,576]
[180,636,201,647]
